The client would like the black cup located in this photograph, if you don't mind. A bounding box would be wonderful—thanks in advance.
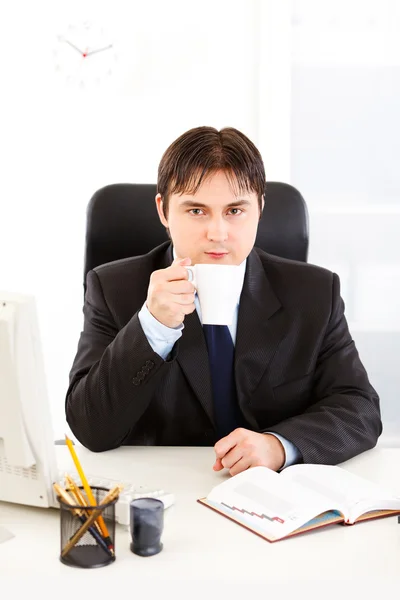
[130,498,164,557]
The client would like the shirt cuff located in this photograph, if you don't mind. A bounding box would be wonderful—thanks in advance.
[266,432,301,469]
[138,303,183,360]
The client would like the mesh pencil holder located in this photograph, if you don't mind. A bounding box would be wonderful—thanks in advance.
[57,486,118,569]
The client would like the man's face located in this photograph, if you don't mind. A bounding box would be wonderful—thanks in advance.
[156,170,263,265]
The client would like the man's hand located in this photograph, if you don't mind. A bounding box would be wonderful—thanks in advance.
[213,428,285,476]
[146,257,196,328]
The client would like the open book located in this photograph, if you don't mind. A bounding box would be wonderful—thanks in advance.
[198,464,400,542]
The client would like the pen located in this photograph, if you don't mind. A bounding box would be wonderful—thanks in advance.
[53,483,113,557]
[64,434,113,550]
[61,485,123,558]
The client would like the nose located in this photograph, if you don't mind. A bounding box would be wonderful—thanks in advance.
[206,216,228,242]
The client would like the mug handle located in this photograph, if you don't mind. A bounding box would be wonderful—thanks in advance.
[185,266,196,288]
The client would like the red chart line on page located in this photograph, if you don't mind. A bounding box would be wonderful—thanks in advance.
[220,502,285,524]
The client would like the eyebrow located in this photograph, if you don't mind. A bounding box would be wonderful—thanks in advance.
[178,199,252,209]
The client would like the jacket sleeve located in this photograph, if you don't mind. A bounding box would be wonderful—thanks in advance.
[268,273,382,465]
[65,269,168,452]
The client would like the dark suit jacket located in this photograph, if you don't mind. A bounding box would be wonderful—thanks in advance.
[66,241,382,464]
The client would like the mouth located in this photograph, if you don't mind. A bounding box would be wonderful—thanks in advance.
[205,252,229,259]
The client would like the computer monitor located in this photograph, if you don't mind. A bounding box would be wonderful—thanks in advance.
[0,291,58,508]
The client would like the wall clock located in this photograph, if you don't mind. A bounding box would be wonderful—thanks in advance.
[53,20,117,89]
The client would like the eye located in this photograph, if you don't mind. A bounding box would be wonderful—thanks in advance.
[228,208,243,215]
[189,208,204,215]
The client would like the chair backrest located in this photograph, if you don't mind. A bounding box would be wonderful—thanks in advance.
[83,182,309,291]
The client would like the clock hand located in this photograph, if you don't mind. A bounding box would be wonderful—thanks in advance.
[85,44,113,57]
[59,36,85,56]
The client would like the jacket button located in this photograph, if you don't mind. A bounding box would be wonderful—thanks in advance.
[132,377,140,386]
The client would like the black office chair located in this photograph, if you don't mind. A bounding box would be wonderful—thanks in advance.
[83,182,309,293]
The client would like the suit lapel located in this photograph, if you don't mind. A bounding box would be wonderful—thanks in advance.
[235,250,290,428]
[160,243,174,268]
[176,310,215,426]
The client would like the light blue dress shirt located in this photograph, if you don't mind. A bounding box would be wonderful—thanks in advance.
[138,253,301,469]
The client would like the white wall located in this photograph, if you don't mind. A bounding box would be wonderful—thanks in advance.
[290,0,400,444]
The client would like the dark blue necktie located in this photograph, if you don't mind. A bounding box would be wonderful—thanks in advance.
[202,324,244,438]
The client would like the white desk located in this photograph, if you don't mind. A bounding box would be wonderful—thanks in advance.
[1,445,400,597]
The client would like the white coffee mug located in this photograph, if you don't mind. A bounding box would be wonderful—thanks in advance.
[185,264,244,325]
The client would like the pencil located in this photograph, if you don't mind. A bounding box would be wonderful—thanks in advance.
[53,483,113,557]
[65,474,103,538]
[61,485,123,559]
[64,434,113,549]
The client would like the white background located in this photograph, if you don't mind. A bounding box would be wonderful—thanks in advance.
[1,0,399,443]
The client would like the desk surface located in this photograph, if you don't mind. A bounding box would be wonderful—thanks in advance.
[1,445,400,594]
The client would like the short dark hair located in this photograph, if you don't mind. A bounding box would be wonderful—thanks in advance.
[157,126,266,217]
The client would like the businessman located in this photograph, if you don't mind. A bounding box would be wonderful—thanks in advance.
[66,126,382,475]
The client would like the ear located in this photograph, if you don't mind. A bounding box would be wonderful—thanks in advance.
[155,193,168,228]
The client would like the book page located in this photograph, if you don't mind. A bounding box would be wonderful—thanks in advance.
[206,466,345,540]
[280,464,400,523]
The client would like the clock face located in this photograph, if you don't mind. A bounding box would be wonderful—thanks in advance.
[53,21,117,89]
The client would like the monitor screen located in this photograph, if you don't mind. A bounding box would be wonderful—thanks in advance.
[0,291,58,508]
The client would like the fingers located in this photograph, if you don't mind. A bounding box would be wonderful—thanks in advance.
[165,257,192,282]
[219,444,243,470]
[155,291,195,309]
[171,256,191,267]
[213,458,224,471]
[213,430,243,474]
[173,293,196,306]
[167,280,196,295]
[146,257,195,328]
[176,302,196,315]
[150,294,196,318]
[150,260,194,292]
[213,447,250,476]
[213,429,260,476]
[228,457,252,477]
[151,265,189,284]
[214,429,244,461]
